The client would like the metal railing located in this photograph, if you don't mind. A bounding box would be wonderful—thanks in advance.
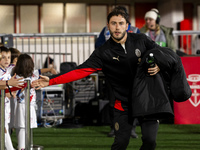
[0,90,5,150]
[0,81,37,150]
[0,33,99,72]
[25,80,31,150]
[173,30,200,55]
[0,31,200,70]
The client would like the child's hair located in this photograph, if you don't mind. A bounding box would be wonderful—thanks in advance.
[0,44,3,60]
[9,48,21,63]
[0,46,10,61]
[13,54,34,78]
[0,46,10,53]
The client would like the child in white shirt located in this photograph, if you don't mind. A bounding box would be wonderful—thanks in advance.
[12,53,56,150]
[0,46,15,150]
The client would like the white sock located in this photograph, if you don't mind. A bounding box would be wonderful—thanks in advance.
[5,128,15,150]
[17,128,25,150]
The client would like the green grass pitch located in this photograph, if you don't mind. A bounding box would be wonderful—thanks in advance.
[11,124,200,150]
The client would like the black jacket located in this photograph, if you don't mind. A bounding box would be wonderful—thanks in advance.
[49,33,158,102]
[49,33,191,119]
[132,47,192,119]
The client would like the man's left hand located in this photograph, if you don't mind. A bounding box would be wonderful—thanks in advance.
[148,64,160,76]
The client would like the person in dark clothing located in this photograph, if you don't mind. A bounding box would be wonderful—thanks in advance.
[43,56,54,68]
[32,6,191,150]
[95,6,139,139]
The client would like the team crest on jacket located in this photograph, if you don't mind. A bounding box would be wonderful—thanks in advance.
[187,74,200,107]
[135,49,141,57]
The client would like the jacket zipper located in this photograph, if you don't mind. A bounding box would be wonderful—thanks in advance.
[124,48,127,54]
[121,43,127,54]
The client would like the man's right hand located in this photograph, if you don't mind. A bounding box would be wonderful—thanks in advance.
[31,75,50,90]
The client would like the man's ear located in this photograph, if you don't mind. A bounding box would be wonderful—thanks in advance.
[126,23,129,30]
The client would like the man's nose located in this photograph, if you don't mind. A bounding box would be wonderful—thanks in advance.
[116,23,120,29]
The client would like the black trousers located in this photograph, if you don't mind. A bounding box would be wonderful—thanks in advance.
[106,80,138,130]
[111,107,159,150]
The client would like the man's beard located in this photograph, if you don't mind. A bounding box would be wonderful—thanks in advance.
[110,30,126,41]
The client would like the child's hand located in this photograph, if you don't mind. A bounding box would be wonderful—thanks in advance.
[50,68,57,75]
[9,74,24,87]
[6,92,12,98]
[12,91,17,98]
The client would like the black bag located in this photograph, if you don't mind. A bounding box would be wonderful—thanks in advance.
[60,62,77,73]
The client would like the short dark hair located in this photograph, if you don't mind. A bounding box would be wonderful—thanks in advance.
[0,46,10,53]
[43,56,54,68]
[115,6,129,16]
[13,53,34,78]
[107,6,129,24]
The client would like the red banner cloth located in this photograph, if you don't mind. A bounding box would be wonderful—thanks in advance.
[174,56,200,124]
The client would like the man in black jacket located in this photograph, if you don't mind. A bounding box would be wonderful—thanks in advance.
[95,6,139,139]
[32,7,190,150]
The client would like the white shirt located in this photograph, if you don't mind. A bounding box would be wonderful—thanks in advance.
[15,69,41,105]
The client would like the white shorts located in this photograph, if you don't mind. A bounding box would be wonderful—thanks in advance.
[14,103,37,128]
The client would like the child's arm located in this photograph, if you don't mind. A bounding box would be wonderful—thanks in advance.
[6,92,12,98]
[40,68,57,75]
[0,74,24,88]
[0,85,6,89]
[11,91,17,98]
[7,74,24,87]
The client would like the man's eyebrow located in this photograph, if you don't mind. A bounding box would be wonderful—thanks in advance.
[110,21,125,23]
